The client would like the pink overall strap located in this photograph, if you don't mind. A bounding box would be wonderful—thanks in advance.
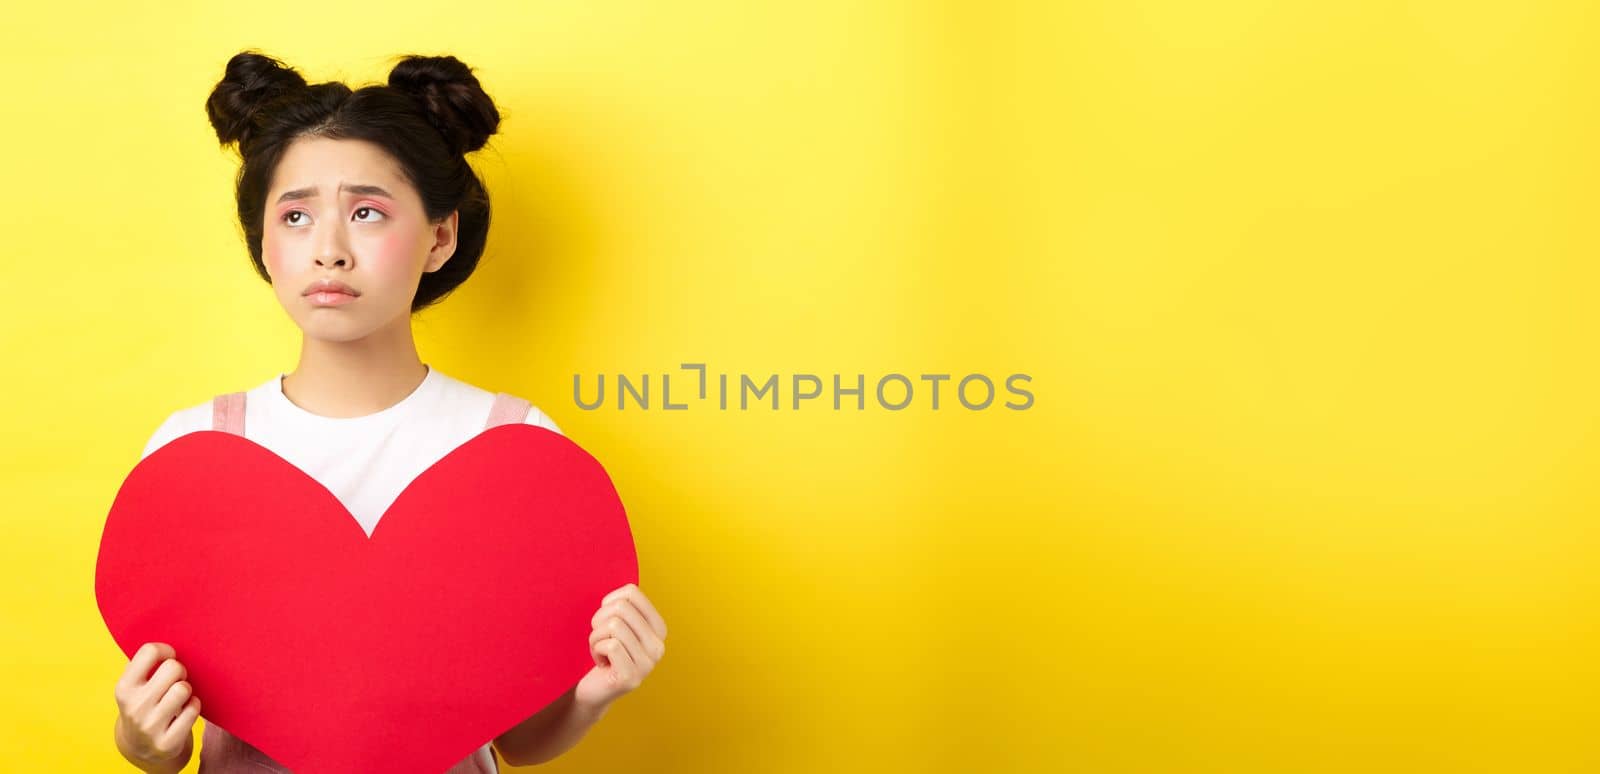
[212,392,247,435]
[485,392,532,429]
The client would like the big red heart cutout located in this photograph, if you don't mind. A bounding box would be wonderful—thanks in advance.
[95,424,638,774]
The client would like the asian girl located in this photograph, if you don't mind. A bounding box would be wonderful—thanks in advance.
[110,50,666,772]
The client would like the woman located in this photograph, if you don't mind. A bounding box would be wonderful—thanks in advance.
[109,50,667,772]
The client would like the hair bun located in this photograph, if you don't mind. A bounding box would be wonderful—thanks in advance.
[387,55,501,155]
[205,50,308,149]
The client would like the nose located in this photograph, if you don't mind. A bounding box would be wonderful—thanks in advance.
[311,218,354,269]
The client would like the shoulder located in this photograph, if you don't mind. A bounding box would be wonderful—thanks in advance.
[493,392,563,437]
[140,399,216,460]
[431,368,564,437]
[521,403,563,436]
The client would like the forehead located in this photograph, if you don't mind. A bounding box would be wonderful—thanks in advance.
[268,136,411,199]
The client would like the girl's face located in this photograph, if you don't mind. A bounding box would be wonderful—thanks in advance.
[261,136,457,342]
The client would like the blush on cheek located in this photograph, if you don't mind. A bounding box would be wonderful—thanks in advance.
[263,241,288,278]
[375,231,422,272]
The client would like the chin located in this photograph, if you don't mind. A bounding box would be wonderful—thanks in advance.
[302,327,378,344]
[286,310,380,343]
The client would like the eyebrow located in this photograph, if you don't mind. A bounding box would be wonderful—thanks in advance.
[275,183,395,204]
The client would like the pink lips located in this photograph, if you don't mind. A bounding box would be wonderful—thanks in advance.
[307,291,358,306]
[303,278,359,306]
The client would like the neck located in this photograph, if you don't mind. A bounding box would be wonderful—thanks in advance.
[281,318,429,418]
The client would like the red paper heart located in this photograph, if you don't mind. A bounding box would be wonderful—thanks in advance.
[95,424,638,774]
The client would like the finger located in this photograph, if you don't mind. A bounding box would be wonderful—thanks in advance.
[628,590,668,640]
[600,584,667,640]
[593,601,664,664]
[590,598,648,639]
[595,636,639,684]
[139,659,187,710]
[598,611,651,671]
[601,583,635,605]
[157,695,201,752]
[120,643,174,693]
[152,680,192,727]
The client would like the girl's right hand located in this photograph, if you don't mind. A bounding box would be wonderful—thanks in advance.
[114,642,202,763]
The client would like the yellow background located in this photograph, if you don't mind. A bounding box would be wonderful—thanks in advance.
[2,1,1596,771]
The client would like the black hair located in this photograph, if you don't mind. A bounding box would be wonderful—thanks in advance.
[204,49,502,313]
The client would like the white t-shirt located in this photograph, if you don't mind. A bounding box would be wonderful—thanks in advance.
[140,363,563,537]
[140,364,556,770]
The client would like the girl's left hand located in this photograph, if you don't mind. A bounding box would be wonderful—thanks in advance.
[576,583,668,712]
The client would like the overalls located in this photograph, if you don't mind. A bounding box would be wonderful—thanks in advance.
[196,388,534,773]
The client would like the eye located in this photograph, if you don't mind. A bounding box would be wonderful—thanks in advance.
[279,207,386,227]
